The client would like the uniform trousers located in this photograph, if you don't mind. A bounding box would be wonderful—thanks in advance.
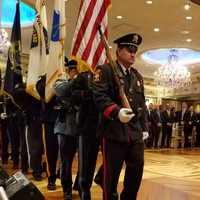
[8,116,20,166]
[58,134,77,192]
[103,138,144,200]
[78,134,99,200]
[0,121,9,163]
[44,122,58,181]
[28,117,43,174]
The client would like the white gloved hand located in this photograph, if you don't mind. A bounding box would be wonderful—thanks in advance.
[143,131,149,140]
[118,108,135,123]
[0,113,7,120]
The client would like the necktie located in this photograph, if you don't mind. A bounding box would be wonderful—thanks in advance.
[125,69,131,85]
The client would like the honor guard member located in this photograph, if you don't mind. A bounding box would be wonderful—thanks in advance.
[41,96,59,190]
[54,59,79,200]
[12,84,43,181]
[93,33,148,200]
[70,70,100,200]
[55,59,99,200]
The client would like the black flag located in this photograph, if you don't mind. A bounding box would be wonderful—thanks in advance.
[4,0,22,95]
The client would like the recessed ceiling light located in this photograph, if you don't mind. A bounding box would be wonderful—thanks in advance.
[146,1,153,4]
[186,16,192,20]
[116,15,123,19]
[184,3,191,10]
[181,30,190,34]
[186,38,192,42]
[154,28,160,32]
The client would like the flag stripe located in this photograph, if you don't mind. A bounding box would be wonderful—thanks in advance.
[71,0,111,70]
[91,28,108,67]
[81,1,109,61]
[72,0,97,55]
[76,0,103,57]
[82,15,107,63]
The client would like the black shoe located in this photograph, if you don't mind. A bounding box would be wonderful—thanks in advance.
[73,175,79,191]
[33,173,42,181]
[47,181,56,191]
[2,160,8,165]
[64,191,72,200]
[13,164,19,170]
[21,166,28,174]
[81,191,91,200]
[94,174,103,189]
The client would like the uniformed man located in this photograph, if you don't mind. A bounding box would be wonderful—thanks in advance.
[93,33,148,200]
[54,59,79,199]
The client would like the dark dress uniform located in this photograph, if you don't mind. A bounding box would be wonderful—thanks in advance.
[93,60,147,200]
[41,96,59,187]
[54,78,79,198]
[54,69,99,200]
[13,85,43,179]
[70,71,100,200]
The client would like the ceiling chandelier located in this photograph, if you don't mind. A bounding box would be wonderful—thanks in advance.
[154,49,192,88]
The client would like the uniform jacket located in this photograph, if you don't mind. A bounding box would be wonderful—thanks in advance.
[70,71,99,136]
[54,79,78,136]
[93,62,148,143]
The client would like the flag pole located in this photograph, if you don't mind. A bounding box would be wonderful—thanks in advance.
[37,1,50,177]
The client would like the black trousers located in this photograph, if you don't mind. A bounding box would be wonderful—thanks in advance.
[19,123,28,171]
[0,121,9,163]
[161,125,172,148]
[103,139,144,200]
[58,134,77,192]
[44,122,59,181]
[78,134,99,199]
[28,117,43,174]
[8,117,20,166]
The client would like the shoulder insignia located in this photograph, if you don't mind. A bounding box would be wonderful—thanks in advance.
[93,68,102,82]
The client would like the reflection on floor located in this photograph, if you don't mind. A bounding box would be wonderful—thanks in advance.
[2,148,200,200]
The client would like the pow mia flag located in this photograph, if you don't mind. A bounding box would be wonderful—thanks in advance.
[4,0,23,95]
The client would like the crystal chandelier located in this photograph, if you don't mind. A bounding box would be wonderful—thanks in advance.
[0,28,10,59]
[154,49,191,88]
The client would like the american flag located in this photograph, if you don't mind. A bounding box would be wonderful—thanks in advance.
[71,0,111,71]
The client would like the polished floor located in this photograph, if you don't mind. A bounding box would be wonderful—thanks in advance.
[3,148,200,200]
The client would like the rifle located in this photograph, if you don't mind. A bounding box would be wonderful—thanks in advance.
[98,26,131,109]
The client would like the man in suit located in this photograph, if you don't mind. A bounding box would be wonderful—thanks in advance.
[176,102,188,147]
[161,104,173,148]
[184,105,196,147]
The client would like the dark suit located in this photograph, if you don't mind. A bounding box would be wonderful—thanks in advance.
[195,113,200,147]
[183,111,196,147]
[147,109,161,148]
[161,110,174,148]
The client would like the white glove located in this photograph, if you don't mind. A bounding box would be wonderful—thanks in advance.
[143,131,149,140]
[0,113,7,120]
[118,108,135,123]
